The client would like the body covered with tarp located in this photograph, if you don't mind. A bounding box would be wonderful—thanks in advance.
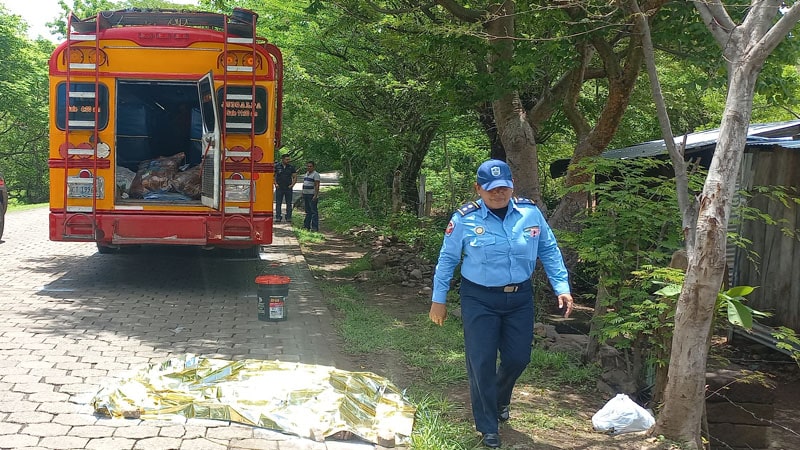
[92,355,415,445]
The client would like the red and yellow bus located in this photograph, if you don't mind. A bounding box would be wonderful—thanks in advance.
[48,8,282,253]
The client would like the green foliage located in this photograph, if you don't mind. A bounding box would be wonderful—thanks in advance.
[717,286,770,329]
[311,188,373,234]
[557,156,701,380]
[735,185,800,241]
[599,266,681,369]
[293,226,324,246]
[651,276,767,331]
[0,8,52,204]
[318,187,448,263]
[559,156,689,294]
[772,327,800,367]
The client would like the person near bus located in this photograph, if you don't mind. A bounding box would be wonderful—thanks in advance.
[428,159,574,449]
[302,161,321,231]
[274,154,297,223]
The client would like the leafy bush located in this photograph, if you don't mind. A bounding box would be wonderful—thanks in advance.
[319,186,448,263]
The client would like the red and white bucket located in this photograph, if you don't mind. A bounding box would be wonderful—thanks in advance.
[255,275,291,321]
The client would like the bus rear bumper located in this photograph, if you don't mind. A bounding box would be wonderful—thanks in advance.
[49,211,274,247]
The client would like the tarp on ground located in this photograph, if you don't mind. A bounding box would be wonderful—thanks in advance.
[91,354,415,445]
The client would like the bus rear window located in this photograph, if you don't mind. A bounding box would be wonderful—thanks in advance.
[218,86,268,134]
[55,83,109,130]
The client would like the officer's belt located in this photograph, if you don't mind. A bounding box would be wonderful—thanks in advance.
[463,277,531,293]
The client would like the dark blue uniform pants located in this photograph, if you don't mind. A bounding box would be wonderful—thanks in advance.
[303,194,319,230]
[275,187,293,220]
[460,277,534,434]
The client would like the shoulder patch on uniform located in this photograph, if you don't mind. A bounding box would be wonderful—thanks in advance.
[457,201,480,216]
[445,220,455,236]
[514,197,536,206]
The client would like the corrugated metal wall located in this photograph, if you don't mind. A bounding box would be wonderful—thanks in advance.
[734,147,800,331]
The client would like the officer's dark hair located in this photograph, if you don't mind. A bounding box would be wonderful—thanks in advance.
[306,161,315,166]
[281,153,291,159]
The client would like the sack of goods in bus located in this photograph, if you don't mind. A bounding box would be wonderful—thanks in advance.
[115,81,204,203]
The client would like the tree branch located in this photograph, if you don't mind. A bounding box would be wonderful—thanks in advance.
[753,1,800,59]
[630,0,696,245]
[364,0,437,15]
[692,0,735,47]
[434,0,484,22]
[562,43,593,138]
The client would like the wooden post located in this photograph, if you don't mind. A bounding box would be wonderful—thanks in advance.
[425,191,433,216]
[418,174,426,217]
[392,170,401,213]
[358,180,368,209]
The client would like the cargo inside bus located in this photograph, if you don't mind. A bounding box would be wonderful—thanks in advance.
[114,80,204,204]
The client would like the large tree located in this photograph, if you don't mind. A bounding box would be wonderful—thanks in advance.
[0,8,51,203]
[432,0,670,217]
[653,1,800,447]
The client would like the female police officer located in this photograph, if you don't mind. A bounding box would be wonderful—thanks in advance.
[429,159,573,448]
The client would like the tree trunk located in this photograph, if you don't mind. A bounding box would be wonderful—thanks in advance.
[400,123,438,213]
[477,102,506,161]
[392,171,402,213]
[493,92,544,206]
[548,67,643,231]
[482,2,546,206]
[586,275,610,361]
[654,62,759,449]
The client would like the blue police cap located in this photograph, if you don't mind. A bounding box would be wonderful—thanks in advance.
[477,159,514,191]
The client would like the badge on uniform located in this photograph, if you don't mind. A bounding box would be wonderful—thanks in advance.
[525,226,540,237]
[445,220,455,236]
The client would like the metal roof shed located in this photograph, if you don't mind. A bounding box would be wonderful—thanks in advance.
[603,121,800,333]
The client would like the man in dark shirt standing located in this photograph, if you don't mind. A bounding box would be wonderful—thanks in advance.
[274,154,297,223]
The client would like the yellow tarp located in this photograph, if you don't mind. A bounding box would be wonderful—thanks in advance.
[92,355,415,445]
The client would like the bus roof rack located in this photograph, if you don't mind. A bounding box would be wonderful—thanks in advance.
[69,8,258,38]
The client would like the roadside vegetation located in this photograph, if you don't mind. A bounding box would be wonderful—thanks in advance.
[300,182,797,449]
[301,187,611,449]
[3,2,799,447]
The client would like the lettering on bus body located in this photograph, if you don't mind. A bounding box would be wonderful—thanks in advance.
[219,86,268,134]
[225,101,262,117]
[69,105,103,114]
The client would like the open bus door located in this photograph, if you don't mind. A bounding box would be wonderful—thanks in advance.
[198,72,221,209]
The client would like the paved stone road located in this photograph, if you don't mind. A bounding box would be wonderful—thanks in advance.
[0,207,389,450]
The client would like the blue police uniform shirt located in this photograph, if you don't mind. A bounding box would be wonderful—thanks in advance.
[432,197,570,304]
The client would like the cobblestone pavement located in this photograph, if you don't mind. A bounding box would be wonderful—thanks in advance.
[0,207,391,450]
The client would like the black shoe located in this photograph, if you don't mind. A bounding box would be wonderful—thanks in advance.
[481,433,501,448]
[498,405,510,422]
[275,218,283,223]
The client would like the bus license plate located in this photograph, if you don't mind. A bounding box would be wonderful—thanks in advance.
[67,177,104,199]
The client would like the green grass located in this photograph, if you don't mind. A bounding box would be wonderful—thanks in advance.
[406,394,477,450]
[321,283,467,384]
[314,188,374,235]
[334,255,372,277]
[7,201,48,212]
[291,221,325,245]
[518,347,601,389]
[516,402,578,430]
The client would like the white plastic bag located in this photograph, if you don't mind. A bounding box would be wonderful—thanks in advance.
[591,393,655,435]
